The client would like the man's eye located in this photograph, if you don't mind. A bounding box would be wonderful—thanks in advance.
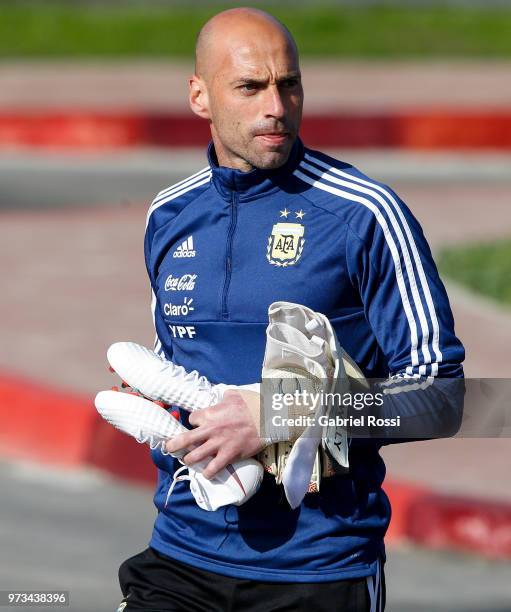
[282,79,299,88]
[240,83,258,92]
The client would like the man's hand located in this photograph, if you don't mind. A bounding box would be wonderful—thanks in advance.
[165,389,264,479]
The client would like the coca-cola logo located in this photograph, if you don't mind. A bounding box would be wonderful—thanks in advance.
[164,273,197,291]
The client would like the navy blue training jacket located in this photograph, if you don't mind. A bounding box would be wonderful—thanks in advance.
[144,138,465,582]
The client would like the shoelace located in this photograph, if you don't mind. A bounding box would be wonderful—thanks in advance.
[157,357,211,390]
[134,431,194,507]
[164,464,191,508]
[136,433,171,455]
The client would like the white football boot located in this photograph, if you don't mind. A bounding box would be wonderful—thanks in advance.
[95,343,263,511]
[95,391,262,511]
[106,342,231,410]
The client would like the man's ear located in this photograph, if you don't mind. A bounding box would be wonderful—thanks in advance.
[189,75,211,120]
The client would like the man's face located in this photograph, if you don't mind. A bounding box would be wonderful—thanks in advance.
[193,31,303,171]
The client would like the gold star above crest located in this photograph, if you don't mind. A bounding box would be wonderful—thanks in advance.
[280,208,290,218]
[295,210,305,220]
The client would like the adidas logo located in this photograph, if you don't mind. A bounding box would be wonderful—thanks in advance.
[173,236,196,258]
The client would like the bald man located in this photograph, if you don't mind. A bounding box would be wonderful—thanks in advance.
[189,8,302,175]
[117,7,464,611]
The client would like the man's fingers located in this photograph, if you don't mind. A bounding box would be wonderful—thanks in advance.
[188,409,206,427]
[201,449,236,480]
[182,439,219,467]
[165,427,210,454]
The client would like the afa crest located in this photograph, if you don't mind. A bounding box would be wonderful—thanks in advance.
[267,221,305,267]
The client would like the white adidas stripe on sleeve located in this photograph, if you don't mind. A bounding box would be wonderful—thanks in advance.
[146,172,212,228]
[304,153,442,376]
[295,154,443,379]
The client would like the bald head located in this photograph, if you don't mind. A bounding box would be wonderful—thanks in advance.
[189,7,303,171]
[195,8,298,82]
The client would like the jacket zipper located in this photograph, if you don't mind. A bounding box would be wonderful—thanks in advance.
[221,191,238,319]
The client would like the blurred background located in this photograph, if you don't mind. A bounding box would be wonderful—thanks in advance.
[1,1,511,610]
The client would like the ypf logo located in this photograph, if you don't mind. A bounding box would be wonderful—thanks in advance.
[164,273,197,291]
[169,324,196,339]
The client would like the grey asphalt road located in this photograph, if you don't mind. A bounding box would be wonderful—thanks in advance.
[1,460,510,612]
[1,149,510,210]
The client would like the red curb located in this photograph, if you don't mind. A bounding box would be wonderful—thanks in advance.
[407,493,511,560]
[0,373,97,466]
[0,113,145,150]
[383,480,430,542]
[0,110,510,150]
[1,371,510,559]
[0,370,157,481]
[86,418,156,486]
[384,481,511,560]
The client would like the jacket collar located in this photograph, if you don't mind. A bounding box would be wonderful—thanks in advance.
[208,137,304,202]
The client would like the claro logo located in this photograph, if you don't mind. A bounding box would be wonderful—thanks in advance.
[164,273,197,291]
[163,297,194,317]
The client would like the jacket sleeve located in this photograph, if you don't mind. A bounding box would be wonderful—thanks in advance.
[345,188,465,442]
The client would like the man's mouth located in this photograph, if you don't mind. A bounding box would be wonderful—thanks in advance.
[256,133,289,145]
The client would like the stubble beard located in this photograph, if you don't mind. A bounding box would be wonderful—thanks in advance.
[211,115,297,171]
[232,134,295,171]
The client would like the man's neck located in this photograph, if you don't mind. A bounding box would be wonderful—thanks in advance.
[212,140,254,172]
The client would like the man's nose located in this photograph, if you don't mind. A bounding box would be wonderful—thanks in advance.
[263,85,286,119]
